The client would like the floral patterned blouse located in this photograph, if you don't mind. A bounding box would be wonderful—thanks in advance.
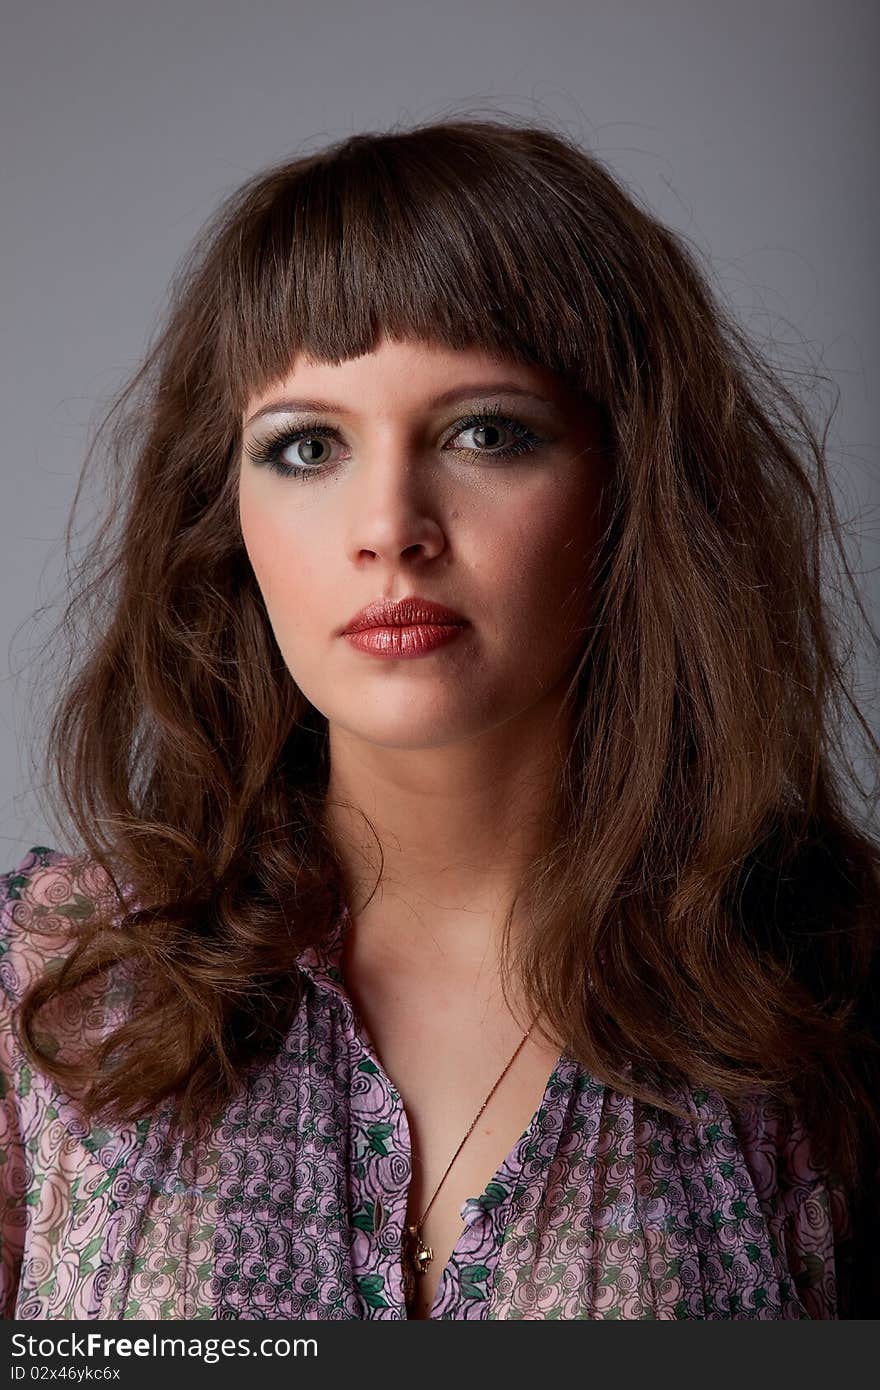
[1,846,853,1320]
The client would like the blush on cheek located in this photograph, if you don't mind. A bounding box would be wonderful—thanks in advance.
[239,489,290,598]
[241,529,323,635]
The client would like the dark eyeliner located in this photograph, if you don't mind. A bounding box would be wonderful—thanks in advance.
[243,418,344,481]
[243,404,549,480]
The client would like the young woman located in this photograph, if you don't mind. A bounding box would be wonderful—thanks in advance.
[2,116,878,1321]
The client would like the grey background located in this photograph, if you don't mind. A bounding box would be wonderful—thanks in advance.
[2,0,877,864]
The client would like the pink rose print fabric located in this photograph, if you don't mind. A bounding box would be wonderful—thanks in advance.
[1,847,852,1319]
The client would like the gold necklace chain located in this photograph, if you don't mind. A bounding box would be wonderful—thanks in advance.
[401,1017,536,1313]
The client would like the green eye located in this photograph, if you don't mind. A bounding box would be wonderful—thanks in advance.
[243,406,547,480]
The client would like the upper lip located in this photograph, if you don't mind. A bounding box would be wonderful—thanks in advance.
[342,596,468,633]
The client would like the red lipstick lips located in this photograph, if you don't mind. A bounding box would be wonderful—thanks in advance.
[343,596,466,632]
[341,596,468,659]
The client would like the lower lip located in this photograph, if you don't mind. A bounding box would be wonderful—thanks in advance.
[343,623,467,658]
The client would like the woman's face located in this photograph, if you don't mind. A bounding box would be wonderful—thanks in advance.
[238,335,608,751]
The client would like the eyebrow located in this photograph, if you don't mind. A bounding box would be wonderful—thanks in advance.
[244,382,559,428]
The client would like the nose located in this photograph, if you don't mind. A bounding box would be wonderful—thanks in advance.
[344,443,447,567]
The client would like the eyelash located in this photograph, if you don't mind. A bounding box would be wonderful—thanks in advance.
[242,404,548,481]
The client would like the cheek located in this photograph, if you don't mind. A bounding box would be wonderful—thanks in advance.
[238,484,315,621]
[481,479,600,616]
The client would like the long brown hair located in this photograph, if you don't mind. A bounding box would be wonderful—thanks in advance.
[16,114,880,1300]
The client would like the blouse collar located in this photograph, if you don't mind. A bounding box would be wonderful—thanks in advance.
[294,904,351,1001]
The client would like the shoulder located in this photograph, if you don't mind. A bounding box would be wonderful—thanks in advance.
[0,849,134,1316]
[0,844,129,1088]
[731,1089,853,1317]
[731,1090,830,1199]
[0,845,120,1008]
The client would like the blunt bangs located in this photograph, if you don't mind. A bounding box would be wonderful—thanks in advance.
[222,124,616,415]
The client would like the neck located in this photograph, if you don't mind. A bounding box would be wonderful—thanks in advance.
[322,691,571,966]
